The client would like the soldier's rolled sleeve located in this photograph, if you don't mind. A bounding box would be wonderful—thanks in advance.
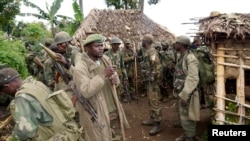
[179,55,199,101]
[13,94,52,140]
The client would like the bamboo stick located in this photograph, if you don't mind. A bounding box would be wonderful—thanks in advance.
[218,48,250,51]
[237,50,245,124]
[212,54,238,59]
[216,43,226,125]
[215,95,250,108]
[243,57,250,60]
[217,62,250,69]
[213,108,250,120]
[0,115,12,132]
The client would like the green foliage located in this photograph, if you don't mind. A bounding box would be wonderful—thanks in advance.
[0,0,20,28]
[57,0,84,36]
[21,22,47,43]
[21,0,71,37]
[105,0,138,9]
[0,31,28,78]
[148,0,160,5]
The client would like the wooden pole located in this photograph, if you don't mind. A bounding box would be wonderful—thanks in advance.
[112,85,126,141]
[237,50,245,124]
[133,41,138,103]
[216,43,226,125]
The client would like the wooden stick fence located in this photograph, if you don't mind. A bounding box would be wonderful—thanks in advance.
[214,42,250,125]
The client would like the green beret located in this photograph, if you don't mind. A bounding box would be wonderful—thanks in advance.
[84,34,104,47]
[0,68,20,87]
[124,39,131,44]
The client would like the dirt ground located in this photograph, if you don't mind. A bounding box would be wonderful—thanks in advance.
[122,97,211,141]
[0,96,211,141]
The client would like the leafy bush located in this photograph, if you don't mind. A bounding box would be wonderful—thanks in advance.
[0,31,28,78]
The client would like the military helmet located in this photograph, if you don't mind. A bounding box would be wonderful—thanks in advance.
[44,38,54,47]
[0,68,20,87]
[110,37,121,44]
[161,40,169,46]
[124,39,131,44]
[176,35,191,46]
[142,34,154,42]
[54,31,72,45]
[154,42,162,48]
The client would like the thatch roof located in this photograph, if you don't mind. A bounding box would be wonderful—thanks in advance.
[71,8,175,48]
[197,11,250,40]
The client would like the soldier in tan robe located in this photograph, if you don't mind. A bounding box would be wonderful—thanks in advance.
[73,34,129,141]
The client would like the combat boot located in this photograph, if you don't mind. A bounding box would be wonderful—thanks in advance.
[149,122,161,136]
[142,116,154,126]
[131,94,139,100]
[185,137,194,141]
[175,134,185,141]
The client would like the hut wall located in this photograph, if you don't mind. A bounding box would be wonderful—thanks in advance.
[212,39,250,125]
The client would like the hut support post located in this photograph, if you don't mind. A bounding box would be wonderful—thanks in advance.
[237,50,245,124]
[216,43,226,124]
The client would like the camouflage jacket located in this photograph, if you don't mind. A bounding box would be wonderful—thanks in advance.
[140,47,162,84]
[173,50,199,101]
[9,77,80,141]
[43,46,80,91]
[121,48,135,77]
[104,50,128,81]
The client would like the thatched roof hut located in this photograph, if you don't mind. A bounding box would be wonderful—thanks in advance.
[196,11,250,125]
[198,11,250,41]
[71,8,175,49]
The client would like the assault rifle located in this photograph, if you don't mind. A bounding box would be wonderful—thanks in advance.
[123,83,131,103]
[39,43,104,129]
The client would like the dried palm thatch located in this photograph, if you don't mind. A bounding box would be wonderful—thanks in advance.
[198,11,250,40]
[71,8,175,49]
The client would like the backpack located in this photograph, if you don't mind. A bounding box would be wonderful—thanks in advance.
[189,47,215,87]
[12,76,81,140]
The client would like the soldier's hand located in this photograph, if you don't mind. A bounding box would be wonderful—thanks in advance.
[109,73,119,85]
[123,80,129,86]
[103,65,116,78]
[180,99,188,107]
[55,53,67,65]
[167,62,175,70]
[133,53,137,58]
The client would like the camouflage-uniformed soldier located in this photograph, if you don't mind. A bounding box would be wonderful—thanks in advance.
[104,36,129,103]
[191,37,211,109]
[159,41,177,102]
[120,38,138,100]
[173,35,200,141]
[141,34,162,136]
[43,31,80,93]
[0,67,83,141]
[137,46,147,97]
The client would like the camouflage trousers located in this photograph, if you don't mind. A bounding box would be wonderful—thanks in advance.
[178,99,196,137]
[147,82,162,122]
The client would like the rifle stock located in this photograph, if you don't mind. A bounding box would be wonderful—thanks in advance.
[39,43,104,129]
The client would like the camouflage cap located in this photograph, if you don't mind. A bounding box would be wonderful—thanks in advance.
[84,34,104,47]
[124,39,131,44]
[142,34,154,42]
[0,68,20,87]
